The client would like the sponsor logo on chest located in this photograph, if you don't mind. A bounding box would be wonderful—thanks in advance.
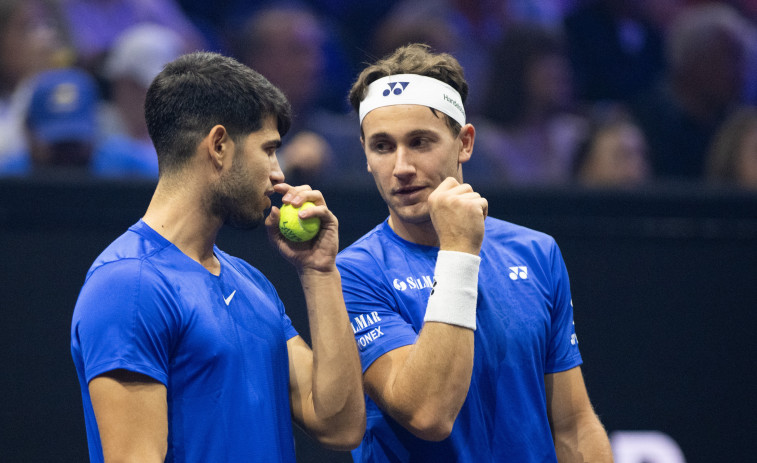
[392,274,433,291]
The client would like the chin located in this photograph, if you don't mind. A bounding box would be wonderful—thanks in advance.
[390,203,431,225]
[225,211,264,230]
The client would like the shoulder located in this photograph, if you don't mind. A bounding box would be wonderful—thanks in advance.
[337,222,422,294]
[81,223,182,302]
[86,225,169,279]
[484,216,558,249]
[482,217,565,274]
[337,222,392,267]
[80,255,171,309]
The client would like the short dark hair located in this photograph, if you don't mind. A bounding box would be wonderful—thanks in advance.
[145,51,291,174]
[348,43,468,136]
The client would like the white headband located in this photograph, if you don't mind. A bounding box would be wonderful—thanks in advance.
[358,74,466,126]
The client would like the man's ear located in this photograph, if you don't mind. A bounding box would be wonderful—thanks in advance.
[360,136,372,173]
[458,124,475,164]
[206,125,230,169]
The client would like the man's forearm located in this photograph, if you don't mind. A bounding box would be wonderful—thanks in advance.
[554,412,613,463]
[373,321,475,441]
[300,269,364,423]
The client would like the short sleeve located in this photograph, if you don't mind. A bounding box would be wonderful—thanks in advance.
[544,241,583,373]
[72,259,180,385]
[274,288,298,342]
[337,253,419,373]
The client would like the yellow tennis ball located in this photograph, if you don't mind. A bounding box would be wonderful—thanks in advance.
[279,201,321,242]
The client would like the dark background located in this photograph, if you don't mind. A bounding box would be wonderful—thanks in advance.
[1,178,755,462]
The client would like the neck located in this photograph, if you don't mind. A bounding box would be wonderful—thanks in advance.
[387,214,440,248]
[142,176,222,274]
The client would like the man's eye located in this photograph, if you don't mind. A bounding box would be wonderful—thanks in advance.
[410,138,430,149]
[373,142,392,152]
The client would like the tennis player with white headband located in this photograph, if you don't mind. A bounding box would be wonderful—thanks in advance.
[335,43,613,462]
[358,73,467,127]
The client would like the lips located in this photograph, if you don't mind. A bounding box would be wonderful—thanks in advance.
[392,185,425,196]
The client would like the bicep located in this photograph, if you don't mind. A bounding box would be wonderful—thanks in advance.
[89,369,167,462]
[362,345,412,411]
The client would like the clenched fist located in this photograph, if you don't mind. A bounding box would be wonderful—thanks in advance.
[427,177,488,255]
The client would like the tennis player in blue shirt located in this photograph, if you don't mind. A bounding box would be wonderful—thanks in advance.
[71,52,365,462]
[336,43,613,462]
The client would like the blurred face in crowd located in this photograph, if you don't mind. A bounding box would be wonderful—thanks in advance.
[684,28,745,115]
[28,138,92,167]
[0,0,66,91]
[579,122,650,187]
[245,10,325,110]
[361,104,471,227]
[525,53,574,115]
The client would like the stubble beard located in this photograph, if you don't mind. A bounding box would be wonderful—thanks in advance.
[208,160,266,230]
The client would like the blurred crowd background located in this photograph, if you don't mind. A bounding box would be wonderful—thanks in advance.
[2,0,757,192]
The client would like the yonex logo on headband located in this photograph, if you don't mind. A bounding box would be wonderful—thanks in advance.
[383,82,410,96]
[359,74,466,127]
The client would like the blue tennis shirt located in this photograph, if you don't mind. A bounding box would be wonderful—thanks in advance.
[336,217,583,462]
[71,220,299,462]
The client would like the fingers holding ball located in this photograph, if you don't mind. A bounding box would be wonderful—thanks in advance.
[279,202,321,242]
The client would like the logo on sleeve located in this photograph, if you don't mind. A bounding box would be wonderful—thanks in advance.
[351,311,385,350]
[570,321,579,345]
[351,311,382,333]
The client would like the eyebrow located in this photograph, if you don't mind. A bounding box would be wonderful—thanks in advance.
[406,129,439,139]
[367,129,439,143]
[263,139,282,150]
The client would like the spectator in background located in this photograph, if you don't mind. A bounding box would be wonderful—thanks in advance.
[95,23,188,178]
[573,107,651,188]
[0,0,73,163]
[370,0,508,115]
[630,2,753,182]
[0,68,98,176]
[59,0,205,75]
[371,5,461,62]
[0,60,173,179]
[505,0,580,30]
[469,24,587,187]
[300,0,402,76]
[233,4,366,187]
[563,0,665,104]
[707,105,757,190]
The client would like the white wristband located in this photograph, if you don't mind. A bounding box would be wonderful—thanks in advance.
[423,250,481,330]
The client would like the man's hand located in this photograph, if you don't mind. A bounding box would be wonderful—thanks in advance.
[265,183,339,273]
[428,177,488,255]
